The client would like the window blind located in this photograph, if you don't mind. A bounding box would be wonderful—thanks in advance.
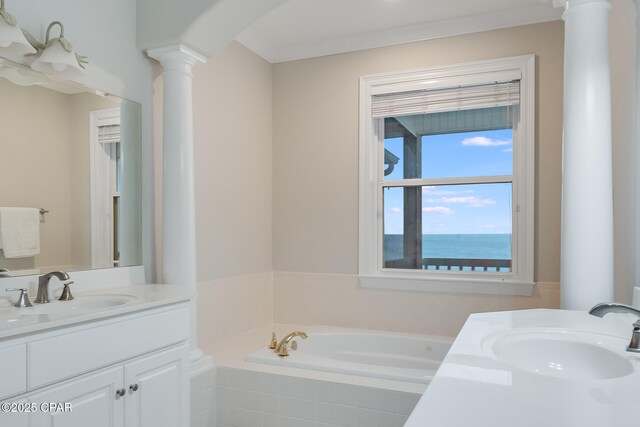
[371,81,520,118]
[98,124,120,144]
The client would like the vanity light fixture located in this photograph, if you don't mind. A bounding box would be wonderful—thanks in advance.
[0,59,48,86]
[29,21,87,78]
[0,0,36,57]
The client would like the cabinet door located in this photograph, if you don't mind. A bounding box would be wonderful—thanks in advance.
[0,398,29,427]
[124,345,188,427]
[29,367,124,427]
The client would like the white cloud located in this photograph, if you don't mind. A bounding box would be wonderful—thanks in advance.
[389,207,401,213]
[422,206,454,215]
[439,196,496,208]
[423,186,473,196]
[502,147,513,153]
[462,136,512,147]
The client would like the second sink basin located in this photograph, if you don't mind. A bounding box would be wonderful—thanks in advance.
[487,329,634,380]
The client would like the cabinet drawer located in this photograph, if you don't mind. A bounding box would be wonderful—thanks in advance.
[0,344,27,400]
[29,306,189,389]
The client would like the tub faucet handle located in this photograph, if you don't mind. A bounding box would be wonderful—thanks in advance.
[269,332,278,350]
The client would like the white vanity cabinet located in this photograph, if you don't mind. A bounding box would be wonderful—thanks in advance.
[29,366,124,427]
[0,301,190,427]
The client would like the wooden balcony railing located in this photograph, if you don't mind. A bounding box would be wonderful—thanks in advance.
[385,257,511,272]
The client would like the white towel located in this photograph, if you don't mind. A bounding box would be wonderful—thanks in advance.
[0,207,40,258]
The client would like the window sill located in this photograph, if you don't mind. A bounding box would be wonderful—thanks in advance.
[358,273,534,296]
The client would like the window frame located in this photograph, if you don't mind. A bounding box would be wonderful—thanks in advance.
[358,55,535,296]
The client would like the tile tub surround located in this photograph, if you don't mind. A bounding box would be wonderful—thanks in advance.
[274,272,560,338]
[217,366,419,427]
[212,324,428,427]
[191,366,217,427]
[196,271,558,355]
[197,272,274,354]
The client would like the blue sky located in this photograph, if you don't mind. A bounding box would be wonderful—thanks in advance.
[383,129,513,235]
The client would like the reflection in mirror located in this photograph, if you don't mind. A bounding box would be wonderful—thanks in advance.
[0,57,142,277]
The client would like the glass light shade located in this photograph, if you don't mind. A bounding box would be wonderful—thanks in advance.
[0,63,47,86]
[30,39,83,78]
[0,17,36,56]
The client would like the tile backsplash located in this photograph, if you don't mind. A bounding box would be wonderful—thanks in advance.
[273,272,559,337]
[198,271,559,353]
[197,272,274,355]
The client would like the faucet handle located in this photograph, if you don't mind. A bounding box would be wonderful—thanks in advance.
[59,281,74,301]
[5,288,33,308]
[627,322,640,353]
[269,332,278,349]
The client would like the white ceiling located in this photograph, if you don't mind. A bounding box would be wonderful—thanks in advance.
[236,0,563,63]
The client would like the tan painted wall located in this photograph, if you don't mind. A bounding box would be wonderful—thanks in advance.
[0,79,73,270]
[609,0,636,303]
[192,41,274,281]
[273,21,565,283]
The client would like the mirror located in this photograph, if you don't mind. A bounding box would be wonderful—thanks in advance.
[0,57,142,277]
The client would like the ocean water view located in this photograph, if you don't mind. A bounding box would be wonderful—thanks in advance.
[384,233,512,261]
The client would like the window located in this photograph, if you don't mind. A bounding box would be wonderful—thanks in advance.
[359,56,535,295]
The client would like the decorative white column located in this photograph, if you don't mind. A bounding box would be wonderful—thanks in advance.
[558,0,614,310]
[147,44,212,372]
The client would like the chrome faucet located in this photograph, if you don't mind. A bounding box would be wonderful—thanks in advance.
[35,271,70,304]
[589,302,640,353]
[274,331,308,357]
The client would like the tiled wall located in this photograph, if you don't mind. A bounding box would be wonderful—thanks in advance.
[197,271,560,352]
[197,272,274,354]
[217,367,421,427]
[192,367,217,427]
[273,272,560,337]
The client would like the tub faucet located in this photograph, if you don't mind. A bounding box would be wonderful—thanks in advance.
[275,331,308,357]
[35,271,70,304]
[588,302,640,353]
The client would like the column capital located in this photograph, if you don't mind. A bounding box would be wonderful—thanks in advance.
[147,43,207,68]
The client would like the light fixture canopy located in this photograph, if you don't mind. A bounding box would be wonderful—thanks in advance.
[0,0,37,57]
[30,21,87,78]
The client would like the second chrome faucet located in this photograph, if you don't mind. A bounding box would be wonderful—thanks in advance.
[589,302,640,353]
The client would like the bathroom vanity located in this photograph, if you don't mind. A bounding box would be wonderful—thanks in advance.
[0,284,192,427]
[404,308,640,426]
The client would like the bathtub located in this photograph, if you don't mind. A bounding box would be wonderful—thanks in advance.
[245,326,453,384]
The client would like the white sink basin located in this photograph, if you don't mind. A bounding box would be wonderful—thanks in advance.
[488,330,634,380]
[13,294,136,315]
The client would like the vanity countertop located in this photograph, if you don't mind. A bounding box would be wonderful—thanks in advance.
[404,308,640,427]
[0,284,193,340]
